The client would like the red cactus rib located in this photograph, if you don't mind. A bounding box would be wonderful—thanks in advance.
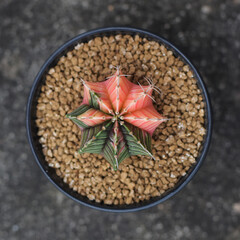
[82,79,113,114]
[121,84,153,114]
[105,69,131,114]
[77,108,112,126]
[123,105,167,136]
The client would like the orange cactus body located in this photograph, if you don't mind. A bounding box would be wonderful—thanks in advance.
[66,68,166,170]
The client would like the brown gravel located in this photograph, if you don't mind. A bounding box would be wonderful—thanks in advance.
[35,34,206,205]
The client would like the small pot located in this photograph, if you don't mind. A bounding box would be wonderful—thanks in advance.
[26,27,212,212]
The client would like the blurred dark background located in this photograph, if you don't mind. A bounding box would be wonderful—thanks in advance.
[0,0,240,239]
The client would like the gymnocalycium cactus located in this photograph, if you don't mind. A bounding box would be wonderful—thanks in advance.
[66,68,167,170]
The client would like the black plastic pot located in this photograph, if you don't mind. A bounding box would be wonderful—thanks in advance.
[26,27,212,212]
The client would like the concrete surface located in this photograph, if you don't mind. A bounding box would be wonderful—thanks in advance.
[0,0,240,239]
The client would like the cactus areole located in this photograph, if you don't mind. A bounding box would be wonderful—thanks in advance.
[66,68,167,170]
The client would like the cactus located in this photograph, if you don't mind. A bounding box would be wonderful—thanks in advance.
[66,68,167,170]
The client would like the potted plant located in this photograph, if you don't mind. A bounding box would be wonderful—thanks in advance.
[26,27,212,212]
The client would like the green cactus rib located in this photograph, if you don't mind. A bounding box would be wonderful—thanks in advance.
[72,121,153,171]
[120,123,154,159]
[66,104,91,128]
[89,91,100,110]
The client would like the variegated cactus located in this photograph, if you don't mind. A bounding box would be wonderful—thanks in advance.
[66,68,167,170]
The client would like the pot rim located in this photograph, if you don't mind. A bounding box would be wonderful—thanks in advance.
[26,27,212,212]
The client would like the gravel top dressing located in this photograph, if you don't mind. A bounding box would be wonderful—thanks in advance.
[36,34,206,205]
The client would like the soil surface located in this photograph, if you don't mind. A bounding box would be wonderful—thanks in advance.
[35,35,206,205]
[0,0,240,240]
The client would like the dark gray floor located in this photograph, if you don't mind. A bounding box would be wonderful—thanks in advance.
[1,0,240,239]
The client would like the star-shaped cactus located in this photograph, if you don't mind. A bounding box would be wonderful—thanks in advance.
[66,68,166,170]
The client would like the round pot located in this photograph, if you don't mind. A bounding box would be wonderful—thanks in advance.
[26,27,212,212]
